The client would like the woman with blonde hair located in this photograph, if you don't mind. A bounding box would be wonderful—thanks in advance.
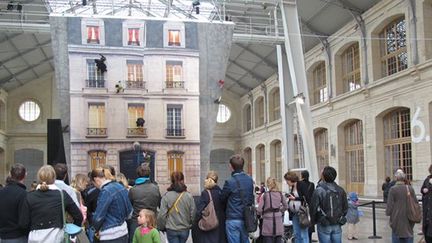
[71,173,89,224]
[257,177,288,243]
[193,171,227,243]
[20,165,83,242]
[90,167,132,242]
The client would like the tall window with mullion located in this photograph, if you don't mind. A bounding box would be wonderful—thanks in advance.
[127,60,144,89]
[380,18,407,77]
[87,59,104,88]
[167,105,183,136]
[128,104,144,128]
[311,62,328,105]
[88,103,106,136]
[342,44,361,92]
[166,61,183,88]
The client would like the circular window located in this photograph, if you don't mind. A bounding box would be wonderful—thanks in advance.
[19,100,41,122]
[217,104,231,123]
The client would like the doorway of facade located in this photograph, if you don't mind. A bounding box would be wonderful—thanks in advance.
[119,150,155,185]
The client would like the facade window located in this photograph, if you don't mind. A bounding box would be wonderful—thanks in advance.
[166,61,184,88]
[294,135,304,168]
[88,104,106,136]
[128,28,140,46]
[217,104,231,123]
[342,44,361,92]
[18,100,41,122]
[270,89,280,122]
[168,30,181,46]
[86,26,100,44]
[271,141,282,184]
[257,145,266,184]
[380,18,407,77]
[87,60,104,88]
[243,147,252,175]
[89,151,106,170]
[315,129,329,172]
[245,105,252,132]
[345,120,364,194]
[311,62,328,105]
[127,61,143,81]
[384,108,412,180]
[255,97,264,128]
[128,104,144,127]
[167,106,183,136]
[168,151,183,175]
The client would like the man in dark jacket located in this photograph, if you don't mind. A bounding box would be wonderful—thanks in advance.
[301,170,316,243]
[310,166,348,243]
[221,154,254,243]
[128,164,161,242]
[0,163,28,243]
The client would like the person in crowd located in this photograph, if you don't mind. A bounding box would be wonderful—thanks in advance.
[54,163,80,207]
[158,171,195,243]
[221,154,254,243]
[0,163,28,243]
[284,172,309,243]
[71,173,89,224]
[20,165,82,242]
[386,169,419,243]
[257,177,288,243]
[117,173,131,190]
[300,170,316,243]
[83,171,100,242]
[193,171,227,243]
[132,209,160,243]
[421,164,432,243]
[310,166,348,243]
[128,164,161,242]
[382,176,395,202]
[90,167,133,242]
[346,192,360,240]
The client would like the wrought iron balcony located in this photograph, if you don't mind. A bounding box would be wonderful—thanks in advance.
[166,128,185,137]
[125,80,146,89]
[87,128,107,137]
[165,81,184,89]
[127,127,147,137]
[86,79,105,88]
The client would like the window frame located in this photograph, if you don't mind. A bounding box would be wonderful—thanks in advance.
[344,120,365,184]
[18,99,41,122]
[341,44,361,92]
[380,18,408,77]
[314,129,329,172]
[168,151,184,175]
[311,62,328,105]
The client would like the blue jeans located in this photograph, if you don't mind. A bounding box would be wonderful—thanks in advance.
[225,219,249,243]
[292,214,309,243]
[166,229,189,243]
[392,232,413,243]
[317,224,342,243]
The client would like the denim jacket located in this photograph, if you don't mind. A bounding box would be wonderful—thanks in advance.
[92,181,132,232]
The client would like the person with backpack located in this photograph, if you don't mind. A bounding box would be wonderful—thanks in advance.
[310,166,348,243]
[221,154,254,243]
[284,172,310,243]
[257,177,288,243]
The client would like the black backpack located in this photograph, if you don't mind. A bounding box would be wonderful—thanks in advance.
[319,184,346,225]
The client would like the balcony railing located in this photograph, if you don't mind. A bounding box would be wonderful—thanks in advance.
[86,79,105,88]
[87,128,107,137]
[125,80,146,89]
[166,128,185,137]
[127,127,147,137]
[166,81,184,89]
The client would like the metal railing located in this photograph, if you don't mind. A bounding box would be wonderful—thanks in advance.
[127,127,147,137]
[86,79,105,88]
[165,81,184,89]
[87,128,107,136]
[166,128,185,137]
[125,80,146,89]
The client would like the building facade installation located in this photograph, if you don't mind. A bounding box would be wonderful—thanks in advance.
[213,0,432,196]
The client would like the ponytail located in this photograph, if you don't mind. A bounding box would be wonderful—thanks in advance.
[39,181,49,191]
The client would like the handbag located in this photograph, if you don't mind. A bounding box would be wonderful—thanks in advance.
[157,192,185,231]
[60,190,83,243]
[234,177,258,233]
[198,190,219,231]
[406,185,422,223]
[298,199,311,228]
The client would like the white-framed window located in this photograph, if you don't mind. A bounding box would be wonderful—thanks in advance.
[86,26,100,44]
[167,105,183,136]
[88,103,105,128]
[18,100,41,122]
[217,104,231,123]
[128,28,140,46]
[163,22,185,48]
[86,59,104,88]
[82,18,105,45]
[128,104,145,128]
[127,60,143,81]
[123,21,145,47]
[168,30,181,46]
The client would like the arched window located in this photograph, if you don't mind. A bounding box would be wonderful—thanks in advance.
[256,144,266,184]
[315,128,329,172]
[269,88,280,122]
[344,120,364,194]
[383,108,412,180]
[244,104,252,132]
[311,62,328,105]
[342,44,361,92]
[380,18,407,77]
[270,140,282,184]
[243,147,252,175]
[255,97,265,128]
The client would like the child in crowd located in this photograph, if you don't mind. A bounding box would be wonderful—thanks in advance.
[132,209,160,243]
[346,192,360,240]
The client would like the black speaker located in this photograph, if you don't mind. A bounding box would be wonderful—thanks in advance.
[47,119,67,166]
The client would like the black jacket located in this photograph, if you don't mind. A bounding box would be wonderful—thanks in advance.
[20,189,83,231]
[0,181,28,239]
[128,179,161,219]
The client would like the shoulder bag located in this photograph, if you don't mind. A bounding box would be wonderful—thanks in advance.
[198,190,219,231]
[234,177,258,233]
[157,192,185,231]
[406,185,422,223]
[298,196,311,228]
